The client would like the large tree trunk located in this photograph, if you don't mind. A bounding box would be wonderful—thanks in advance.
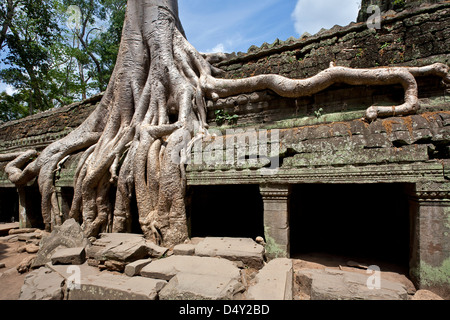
[4,0,450,247]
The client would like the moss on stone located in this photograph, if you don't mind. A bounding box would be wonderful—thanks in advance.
[412,258,450,288]
[264,226,287,259]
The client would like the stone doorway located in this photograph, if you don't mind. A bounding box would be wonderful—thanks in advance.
[290,183,411,273]
[188,185,264,239]
[25,186,44,229]
[0,188,19,223]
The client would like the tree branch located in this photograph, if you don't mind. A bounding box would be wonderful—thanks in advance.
[0,0,15,50]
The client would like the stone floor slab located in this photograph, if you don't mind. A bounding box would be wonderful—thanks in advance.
[297,268,409,300]
[159,272,244,300]
[67,273,167,300]
[247,258,293,300]
[19,267,65,300]
[194,237,265,269]
[140,255,241,281]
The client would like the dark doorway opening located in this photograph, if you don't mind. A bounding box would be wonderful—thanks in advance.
[25,186,44,229]
[188,185,264,239]
[108,186,142,234]
[290,183,411,272]
[0,188,19,223]
[129,193,143,234]
[59,187,74,222]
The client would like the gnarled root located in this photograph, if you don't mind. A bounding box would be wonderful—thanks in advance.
[202,62,450,122]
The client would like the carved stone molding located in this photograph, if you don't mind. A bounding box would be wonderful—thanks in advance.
[259,184,291,200]
[409,181,450,202]
[412,191,450,202]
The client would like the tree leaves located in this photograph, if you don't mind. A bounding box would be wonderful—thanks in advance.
[0,0,126,121]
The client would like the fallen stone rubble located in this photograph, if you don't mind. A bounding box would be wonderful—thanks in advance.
[1,219,444,300]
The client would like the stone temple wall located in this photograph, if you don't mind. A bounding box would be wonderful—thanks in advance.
[0,2,449,296]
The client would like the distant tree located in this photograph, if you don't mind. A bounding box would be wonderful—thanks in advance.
[92,0,127,88]
[0,0,126,119]
[58,0,126,96]
[0,0,62,115]
[0,91,27,122]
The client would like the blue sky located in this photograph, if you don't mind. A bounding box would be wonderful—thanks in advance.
[0,0,361,94]
[179,0,361,53]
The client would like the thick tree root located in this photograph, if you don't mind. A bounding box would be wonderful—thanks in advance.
[4,0,450,247]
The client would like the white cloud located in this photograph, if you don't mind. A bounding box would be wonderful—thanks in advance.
[292,0,360,36]
[6,85,17,96]
[179,0,284,53]
[0,82,18,95]
[211,43,225,53]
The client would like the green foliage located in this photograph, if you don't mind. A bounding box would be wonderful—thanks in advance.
[0,0,126,121]
[412,258,450,287]
[215,110,239,126]
[0,91,28,122]
[0,0,62,115]
[379,42,391,50]
[392,0,406,9]
[314,108,324,118]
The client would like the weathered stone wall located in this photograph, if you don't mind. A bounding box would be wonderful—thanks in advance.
[217,2,450,80]
[0,94,101,154]
[357,0,445,23]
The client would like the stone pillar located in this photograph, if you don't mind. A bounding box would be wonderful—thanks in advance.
[17,187,31,229]
[54,187,73,226]
[260,184,291,259]
[408,181,450,293]
[54,187,64,227]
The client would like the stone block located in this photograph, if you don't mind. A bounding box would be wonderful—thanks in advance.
[159,273,245,300]
[25,244,40,254]
[19,267,65,300]
[297,268,408,300]
[146,241,169,258]
[51,247,86,265]
[98,233,149,262]
[67,273,167,300]
[0,234,18,243]
[247,258,293,300]
[140,255,241,281]
[17,233,39,242]
[45,261,103,282]
[125,259,152,277]
[194,237,265,269]
[104,260,127,272]
[364,133,392,148]
[32,219,90,268]
[8,227,36,235]
[173,243,196,256]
